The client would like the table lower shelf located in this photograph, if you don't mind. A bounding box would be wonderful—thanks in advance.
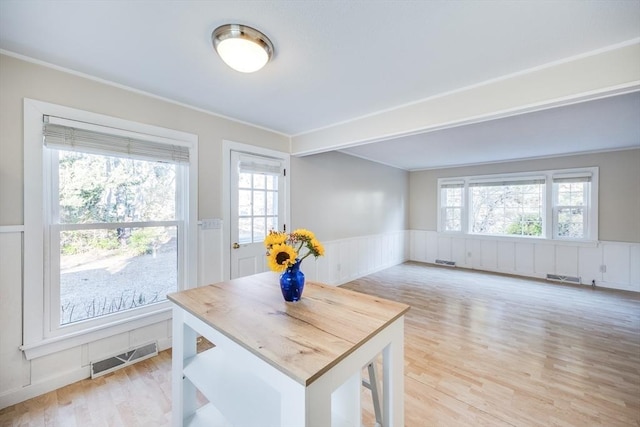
[185,403,232,427]
[182,346,281,426]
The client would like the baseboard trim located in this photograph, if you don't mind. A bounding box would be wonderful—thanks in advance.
[0,366,89,410]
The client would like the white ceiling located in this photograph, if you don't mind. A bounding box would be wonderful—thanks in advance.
[341,92,640,170]
[1,1,639,170]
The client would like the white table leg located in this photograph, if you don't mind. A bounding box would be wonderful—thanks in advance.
[332,370,362,426]
[172,307,198,427]
[306,380,332,427]
[383,318,405,427]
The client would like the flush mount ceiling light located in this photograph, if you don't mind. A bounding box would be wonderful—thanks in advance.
[212,24,274,73]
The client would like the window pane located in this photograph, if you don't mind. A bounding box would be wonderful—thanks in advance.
[471,182,543,237]
[441,186,463,232]
[237,170,279,243]
[445,207,461,232]
[58,151,176,224]
[555,181,588,239]
[253,191,266,216]
[238,190,252,216]
[253,174,265,189]
[266,175,277,190]
[238,218,252,244]
[266,216,278,233]
[238,173,252,189]
[59,226,177,325]
[266,191,277,216]
[253,217,266,242]
[557,182,585,206]
[556,207,584,238]
[442,187,462,206]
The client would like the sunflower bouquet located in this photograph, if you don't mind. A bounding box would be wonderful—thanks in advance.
[264,229,325,272]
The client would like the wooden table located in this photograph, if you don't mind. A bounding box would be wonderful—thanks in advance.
[168,272,410,427]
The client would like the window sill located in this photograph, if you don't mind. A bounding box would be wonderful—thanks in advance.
[20,306,172,360]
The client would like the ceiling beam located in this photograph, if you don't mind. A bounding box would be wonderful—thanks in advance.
[291,40,640,156]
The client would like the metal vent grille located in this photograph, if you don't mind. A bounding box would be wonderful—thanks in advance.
[91,341,158,379]
[435,259,456,267]
[546,274,581,284]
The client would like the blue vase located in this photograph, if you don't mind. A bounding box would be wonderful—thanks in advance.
[279,259,305,302]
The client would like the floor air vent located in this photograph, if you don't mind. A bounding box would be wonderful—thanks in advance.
[546,274,581,284]
[435,259,456,267]
[91,341,158,379]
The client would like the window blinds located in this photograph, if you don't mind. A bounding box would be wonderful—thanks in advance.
[553,172,592,183]
[469,177,545,187]
[42,116,190,164]
[237,153,282,175]
[440,181,464,189]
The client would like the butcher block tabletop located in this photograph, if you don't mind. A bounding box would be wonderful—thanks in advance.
[168,272,410,386]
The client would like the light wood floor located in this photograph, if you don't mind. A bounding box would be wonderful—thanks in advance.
[2,262,639,426]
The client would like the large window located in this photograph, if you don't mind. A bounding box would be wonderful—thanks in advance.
[469,178,545,237]
[553,174,591,239]
[440,182,463,232]
[53,150,179,325]
[43,118,191,331]
[23,99,197,357]
[438,168,597,241]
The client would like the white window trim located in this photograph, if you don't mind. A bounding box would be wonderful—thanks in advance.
[437,167,599,243]
[22,99,198,360]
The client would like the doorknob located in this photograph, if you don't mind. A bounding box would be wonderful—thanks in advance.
[232,242,240,249]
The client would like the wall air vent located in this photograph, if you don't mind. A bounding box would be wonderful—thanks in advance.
[90,341,158,379]
[546,274,581,284]
[435,259,456,267]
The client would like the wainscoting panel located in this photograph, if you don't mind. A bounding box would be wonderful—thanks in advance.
[556,245,579,278]
[451,238,467,268]
[497,241,516,273]
[198,227,224,286]
[410,230,427,262]
[0,230,28,400]
[467,239,482,270]
[296,230,408,286]
[603,243,631,288]
[480,240,498,271]
[409,230,639,292]
[437,236,452,262]
[579,246,603,285]
[630,245,640,287]
[535,243,556,276]
[426,232,439,264]
[515,242,535,275]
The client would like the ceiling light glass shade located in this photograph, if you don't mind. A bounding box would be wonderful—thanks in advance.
[212,24,274,73]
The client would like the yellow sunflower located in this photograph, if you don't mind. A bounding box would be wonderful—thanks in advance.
[291,228,315,242]
[267,243,298,272]
[309,238,325,257]
[264,230,287,248]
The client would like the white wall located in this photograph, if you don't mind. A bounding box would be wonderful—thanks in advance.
[291,151,409,241]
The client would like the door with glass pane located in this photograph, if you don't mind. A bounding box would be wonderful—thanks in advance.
[230,151,285,279]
